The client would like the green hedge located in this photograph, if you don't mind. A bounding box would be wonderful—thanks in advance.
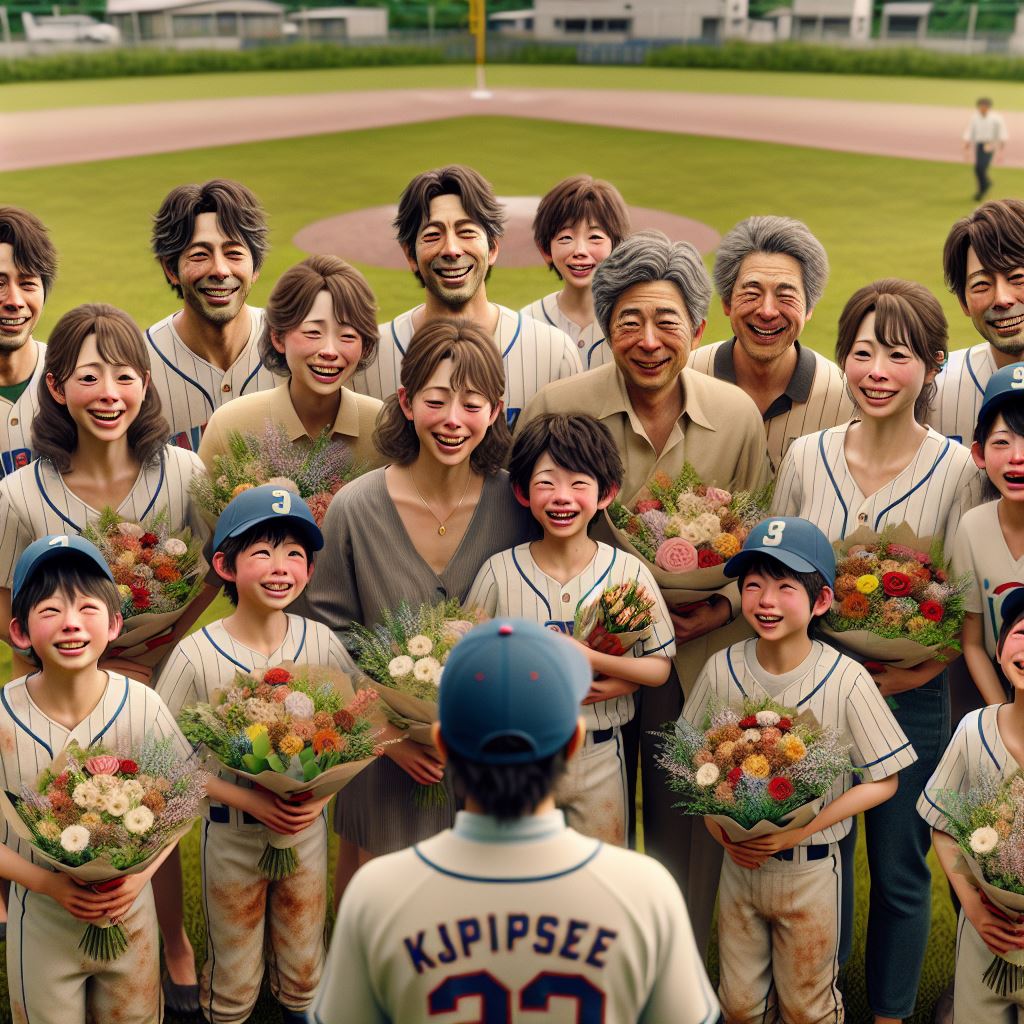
[647,40,1024,81]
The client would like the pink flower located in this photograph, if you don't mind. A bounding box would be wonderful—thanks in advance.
[704,486,732,507]
[654,538,699,572]
[85,755,121,776]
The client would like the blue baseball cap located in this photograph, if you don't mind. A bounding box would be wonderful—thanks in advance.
[1000,588,1024,634]
[725,517,836,588]
[977,362,1024,438]
[12,535,115,602]
[212,485,324,554]
[438,618,592,765]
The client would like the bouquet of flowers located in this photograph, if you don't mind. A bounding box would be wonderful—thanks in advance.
[190,421,363,527]
[822,524,970,670]
[0,736,205,960]
[573,580,657,656]
[931,770,1024,995]
[346,599,479,807]
[606,464,771,606]
[81,508,208,669]
[657,696,855,841]
[177,664,382,879]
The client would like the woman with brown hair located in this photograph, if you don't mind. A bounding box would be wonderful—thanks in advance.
[197,254,386,477]
[306,316,535,903]
[772,278,986,1024]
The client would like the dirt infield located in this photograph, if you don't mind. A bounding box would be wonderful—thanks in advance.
[5,85,1024,173]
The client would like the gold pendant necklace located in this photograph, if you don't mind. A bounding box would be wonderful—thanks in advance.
[410,471,473,536]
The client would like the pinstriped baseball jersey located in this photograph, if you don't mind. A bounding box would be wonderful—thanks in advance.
[0,445,209,590]
[952,500,1024,660]
[347,305,583,429]
[155,614,355,830]
[687,339,853,472]
[683,639,916,845]
[520,292,610,370]
[917,703,1012,831]
[145,308,277,452]
[771,423,985,553]
[312,810,720,1024]
[925,342,997,445]
[465,541,675,731]
[0,673,191,866]
[0,340,45,479]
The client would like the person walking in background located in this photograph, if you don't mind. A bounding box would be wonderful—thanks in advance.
[964,97,1008,202]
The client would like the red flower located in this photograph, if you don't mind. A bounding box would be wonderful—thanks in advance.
[727,767,743,785]
[635,499,663,514]
[919,600,943,622]
[263,668,293,685]
[139,532,159,548]
[767,777,794,801]
[129,583,151,610]
[697,549,724,568]
[777,717,792,731]
[739,715,757,728]
[118,759,139,774]
[881,571,913,597]
[934,570,948,583]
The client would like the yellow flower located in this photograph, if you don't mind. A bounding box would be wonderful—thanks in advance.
[712,533,741,558]
[780,735,806,763]
[742,754,770,778]
[232,484,255,498]
[277,734,304,757]
[245,723,268,742]
[855,574,879,595]
[906,616,928,634]
[116,551,137,569]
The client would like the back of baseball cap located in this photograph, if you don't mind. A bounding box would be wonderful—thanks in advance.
[439,619,592,765]
[725,516,836,588]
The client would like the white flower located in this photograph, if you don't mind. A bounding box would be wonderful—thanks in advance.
[72,782,98,809]
[676,523,704,545]
[161,538,187,557]
[283,691,315,719]
[413,657,442,685]
[123,806,155,835]
[407,635,433,657]
[116,522,145,538]
[264,476,300,494]
[120,780,144,801]
[105,791,130,817]
[970,826,1000,855]
[695,763,720,787]
[388,655,414,679]
[742,729,761,743]
[89,774,119,790]
[59,825,90,853]
[755,711,781,727]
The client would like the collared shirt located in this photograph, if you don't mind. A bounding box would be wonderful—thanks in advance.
[925,341,996,445]
[687,338,852,472]
[196,378,386,479]
[965,111,1008,145]
[0,339,46,478]
[520,291,610,370]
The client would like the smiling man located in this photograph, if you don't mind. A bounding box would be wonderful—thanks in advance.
[0,207,57,477]
[348,165,582,429]
[931,199,1024,446]
[147,178,277,451]
[518,231,770,936]
[688,215,850,473]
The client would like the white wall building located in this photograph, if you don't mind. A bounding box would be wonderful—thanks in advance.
[107,0,285,43]
[789,0,871,41]
[531,0,750,43]
[287,6,388,41]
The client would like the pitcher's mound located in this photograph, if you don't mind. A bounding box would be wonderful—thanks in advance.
[294,197,720,269]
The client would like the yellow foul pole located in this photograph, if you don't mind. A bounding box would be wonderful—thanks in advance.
[469,0,490,97]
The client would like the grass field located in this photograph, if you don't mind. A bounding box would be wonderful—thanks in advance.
[0,97,1000,1022]
[3,62,1024,113]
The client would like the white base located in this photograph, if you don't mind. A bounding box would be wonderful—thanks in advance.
[470,89,493,100]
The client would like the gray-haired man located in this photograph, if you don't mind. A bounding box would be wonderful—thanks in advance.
[688,215,851,473]
[518,230,771,951]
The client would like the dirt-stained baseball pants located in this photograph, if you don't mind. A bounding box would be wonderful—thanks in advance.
[199,816,327,1023]
[953,909,1024,1023]
[554,725,629,847]
[8,878,161,1024]
[717,843,843,1024]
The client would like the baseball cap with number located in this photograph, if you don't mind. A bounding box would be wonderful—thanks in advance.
[438,618,592,765]
[977,362,1024,439]
[212,485,324,554]
[12,534,115,602]
[724,516,836,588]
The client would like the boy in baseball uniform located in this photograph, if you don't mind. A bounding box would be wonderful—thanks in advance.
[156,485,348,1023]
[347,164,582,429]
[312,617,719,1024]
[0,535,194,1024]
[0,207,55,477]
[684,517,916,1023]
[465,413,674,846]
[919,589,1024,1023]
[521,174,630,371]
[148,179,277,452]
